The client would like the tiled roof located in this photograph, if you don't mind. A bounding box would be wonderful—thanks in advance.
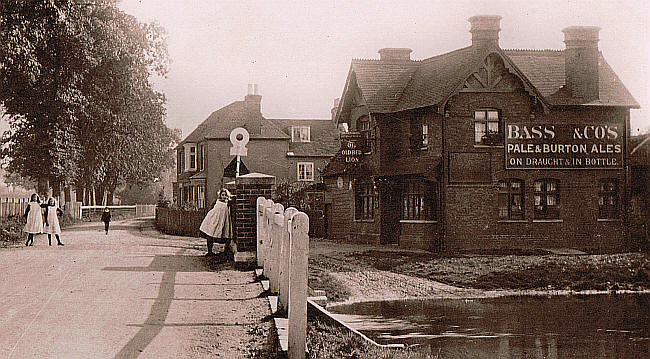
[179,101,339,158]
[505,50,639,107]
[350,59,420,113]
[181,101,288,145]
[268,119,340,157]
[347,46,638,115]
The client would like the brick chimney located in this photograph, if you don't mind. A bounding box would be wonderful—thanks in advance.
[331,98,340,121]
[468,15,501,47]
[378,48,412,61]
[244,84,262,135]
[562,26,600,101]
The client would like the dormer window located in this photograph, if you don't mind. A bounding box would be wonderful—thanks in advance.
[474,109,502,146]
[292,126,310,142]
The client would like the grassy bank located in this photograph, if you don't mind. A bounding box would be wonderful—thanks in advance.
[307,319,435,359]
[1,214,78,248]
[308,239,650,304]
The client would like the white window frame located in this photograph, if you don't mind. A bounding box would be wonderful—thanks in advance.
[183,143,197,171]
[297,162,314,181]
[291,126,311,142]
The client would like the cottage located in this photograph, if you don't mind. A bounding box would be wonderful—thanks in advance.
[174,86,339,209]
[324,15,639,252]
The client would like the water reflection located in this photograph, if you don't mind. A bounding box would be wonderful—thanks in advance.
[329,294,649,358]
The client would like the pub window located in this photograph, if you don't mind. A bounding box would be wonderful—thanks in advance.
[402,179,438,220]
[355,181,375,220]
[498,179,524,220]
[474,109,501,145]
[410,116,428,150]
[297,162,314,181]
[598,178,619,219]
[357,116,372,153]
[534,179,560,219]
[291,126,310,142]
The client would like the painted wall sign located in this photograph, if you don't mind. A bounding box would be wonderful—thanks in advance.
[340,132,363,163]
[505,123,624,169]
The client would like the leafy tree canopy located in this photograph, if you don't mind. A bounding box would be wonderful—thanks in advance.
[0,0,178,200]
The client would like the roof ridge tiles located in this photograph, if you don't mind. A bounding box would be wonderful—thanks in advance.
[505,48,564,53]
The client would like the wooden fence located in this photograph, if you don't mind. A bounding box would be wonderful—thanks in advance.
[79,204,156,219]
[257,197,309,359]
[155,207,209,237]
[0,197,30,217]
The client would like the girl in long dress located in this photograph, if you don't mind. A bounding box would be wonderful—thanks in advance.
[199,188,233,256]
[24,193,44,246]
[44,197,64,246]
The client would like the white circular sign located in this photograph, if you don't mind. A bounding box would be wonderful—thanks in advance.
[337,176,344,188]
[230,127,250,146]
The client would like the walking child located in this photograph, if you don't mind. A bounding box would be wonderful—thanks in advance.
[44,197,64,246]
[23,193,44,246]
[101,207,111,235]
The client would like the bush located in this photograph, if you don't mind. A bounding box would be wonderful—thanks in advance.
[0,215,25,246]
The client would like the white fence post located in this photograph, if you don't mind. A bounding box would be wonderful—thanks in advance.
[279,207,298,313]
[288,212,309,359]
[270,209,284,293]
[263,203,275,280]
[256,197,269,268]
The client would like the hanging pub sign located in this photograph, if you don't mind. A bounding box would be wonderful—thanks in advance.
[505,123,624,169]
[340,132,363,163]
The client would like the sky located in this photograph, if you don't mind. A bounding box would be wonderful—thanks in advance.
[117,0,650,138]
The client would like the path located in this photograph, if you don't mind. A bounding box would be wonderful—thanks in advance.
[0,218,272,358]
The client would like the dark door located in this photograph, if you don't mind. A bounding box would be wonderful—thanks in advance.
[380,187,400,244]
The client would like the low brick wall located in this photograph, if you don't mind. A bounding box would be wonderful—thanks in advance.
[155,207,209,237]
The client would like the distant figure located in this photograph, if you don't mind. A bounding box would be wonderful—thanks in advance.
[199,188,233,257]
[44,197,64,246]
[23,193,44,246]
[101,207,111,235]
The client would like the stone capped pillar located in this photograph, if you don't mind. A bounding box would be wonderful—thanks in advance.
[234,173,275,263]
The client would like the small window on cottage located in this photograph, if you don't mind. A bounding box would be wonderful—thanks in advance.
[291,126,310,142]
[297,162,314,181]
[498,179,524,220]
[410,116,428,150]
[355,181,375,220]
[402,179,438,220]
[474,109,501,145]
[534,179,560,219]
[198,144,205,171]
[598,179,619,219]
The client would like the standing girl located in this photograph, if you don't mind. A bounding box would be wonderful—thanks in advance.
[101,207,111,235]
[199,188,233,256]
[24,194,44,246]
[44,197,64,246]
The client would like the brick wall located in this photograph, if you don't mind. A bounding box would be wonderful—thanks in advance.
[234,174,274,253]
[443,91,629,252]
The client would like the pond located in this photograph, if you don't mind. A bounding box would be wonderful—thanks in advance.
[329,294,649,358]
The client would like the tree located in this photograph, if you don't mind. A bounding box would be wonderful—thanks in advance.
[0,0,176,203]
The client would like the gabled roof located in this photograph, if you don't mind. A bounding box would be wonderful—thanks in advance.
[268,119,340,157]
[341,44,639,116]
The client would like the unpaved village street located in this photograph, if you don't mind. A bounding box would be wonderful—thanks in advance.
[0,219,272,359]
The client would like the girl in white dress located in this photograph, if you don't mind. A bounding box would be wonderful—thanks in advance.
[199,188,233,256]
[44,197,64,246]
[24,193,44,246]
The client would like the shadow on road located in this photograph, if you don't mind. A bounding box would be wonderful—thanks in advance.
[104,249,238,358]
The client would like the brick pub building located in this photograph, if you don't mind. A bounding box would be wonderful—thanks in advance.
[323,16,639,252]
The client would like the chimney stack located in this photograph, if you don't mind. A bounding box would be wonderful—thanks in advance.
[562,26,600,101]
[244,84,262,134]
[468,15,501,47]
[331,98,340,121]
[378,48,412,61]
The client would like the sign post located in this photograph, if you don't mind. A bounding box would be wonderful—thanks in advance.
[230,127,250,177]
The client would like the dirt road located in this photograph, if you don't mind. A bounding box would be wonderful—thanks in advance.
[0,218,272,359]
